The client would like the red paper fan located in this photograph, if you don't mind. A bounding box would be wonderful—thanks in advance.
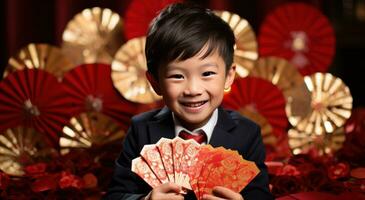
[258,2,335,76]
[62,63,136,130]
[124,0,183,40]
[222,77,288,137]
[0,69,72,146]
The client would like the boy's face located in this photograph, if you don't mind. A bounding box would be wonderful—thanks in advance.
[148,48,235,130]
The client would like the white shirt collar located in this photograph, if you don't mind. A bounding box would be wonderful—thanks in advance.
[172,108,218,144]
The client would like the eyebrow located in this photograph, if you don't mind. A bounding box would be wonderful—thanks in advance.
[200,63,219,68]
[167,62,219,69]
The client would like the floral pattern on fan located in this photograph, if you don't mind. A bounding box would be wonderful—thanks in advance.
[132,137,259,199]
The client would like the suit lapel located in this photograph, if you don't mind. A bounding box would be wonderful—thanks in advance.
[209,108,237,148]
[147,107,176,144]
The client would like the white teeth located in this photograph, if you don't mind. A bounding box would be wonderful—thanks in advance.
[182,101,206,107]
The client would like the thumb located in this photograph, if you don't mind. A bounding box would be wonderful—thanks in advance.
[157,182,182,193]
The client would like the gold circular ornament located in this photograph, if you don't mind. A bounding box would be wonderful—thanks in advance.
[111,37,161,104]
[293,73,352,135]
[288,127,345,155]
[214,11,258,77]
[238,108,276,146]
[249,56,312,125]
[62,7,124,65]
[5,43,74,79]
[0,127,56,176]
[60,112,126,154]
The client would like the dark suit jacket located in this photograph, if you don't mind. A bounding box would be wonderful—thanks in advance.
[104,107,273,200]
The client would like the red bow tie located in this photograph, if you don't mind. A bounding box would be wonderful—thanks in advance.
[178,130,207,144]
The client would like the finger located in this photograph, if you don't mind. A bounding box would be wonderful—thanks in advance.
[212,186,232,196]
[201,194,225,200]
[151,192,184,200]
[155,182,182,194]
[174,193,185,200]
[165,193,185,200]
[212,186,243,199]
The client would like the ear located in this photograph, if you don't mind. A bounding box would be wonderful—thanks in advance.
[146,71,162,96]
[224,65,236,89]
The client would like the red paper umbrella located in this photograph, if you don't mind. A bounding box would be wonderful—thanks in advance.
[258,2,335,76]
[0,69,72,146]
[222,77,288,137]
[62,63,136,130]
[124,0,183,40]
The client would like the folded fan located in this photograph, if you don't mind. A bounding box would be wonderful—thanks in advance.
[132,137,260,199]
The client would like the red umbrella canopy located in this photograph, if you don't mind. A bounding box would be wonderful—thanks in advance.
[0,69,73,147]
[258,2,335,76]
[62,63,136,130]
[124,0,183,40]
[222,77,288,137]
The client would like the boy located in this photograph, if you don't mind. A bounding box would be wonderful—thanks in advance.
[105,3,272,200]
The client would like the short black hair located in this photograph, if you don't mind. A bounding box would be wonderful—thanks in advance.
[145,3,235,80]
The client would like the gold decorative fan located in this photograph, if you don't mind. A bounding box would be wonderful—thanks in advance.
[288,127,345,155]
[249,56,312,124]
[214,10,258,77]
[0,127,56,176]
[4,43,74,79]
[62,7,124,65]
[60,112,126,154]
[291,73,352,135]
[238,108,276,146]
[111,37,161,104]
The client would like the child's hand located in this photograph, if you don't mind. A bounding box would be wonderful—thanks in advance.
[147,182,184,200]
[202,186,244,200]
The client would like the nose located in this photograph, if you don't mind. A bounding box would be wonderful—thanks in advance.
[183,78,202,96]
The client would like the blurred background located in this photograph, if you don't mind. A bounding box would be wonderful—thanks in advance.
[1,0,364,107]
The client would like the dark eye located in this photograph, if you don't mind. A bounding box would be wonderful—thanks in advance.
[202,71,216,77]
[168,74,184,79]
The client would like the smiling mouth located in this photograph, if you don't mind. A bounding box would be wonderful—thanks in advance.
[180,101,208,108]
